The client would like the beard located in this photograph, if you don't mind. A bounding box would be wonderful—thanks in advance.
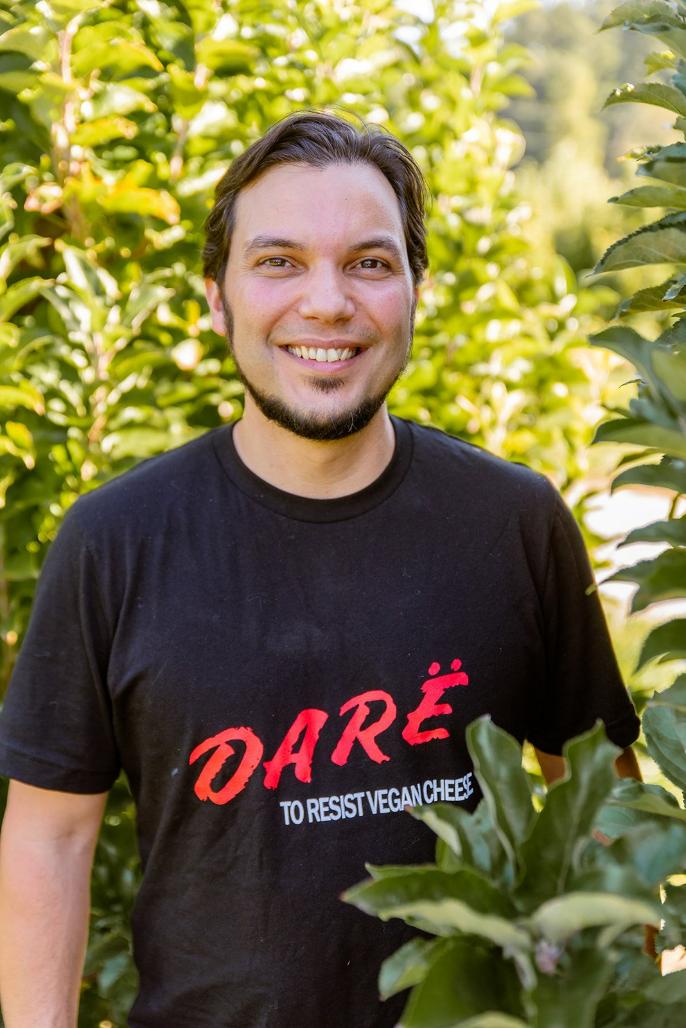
[220,292,414,442]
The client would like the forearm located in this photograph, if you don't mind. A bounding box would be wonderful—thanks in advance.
[0,788,102,1028]
[534,745,642,786]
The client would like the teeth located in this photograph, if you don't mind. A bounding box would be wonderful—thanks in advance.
[287,346,357,362]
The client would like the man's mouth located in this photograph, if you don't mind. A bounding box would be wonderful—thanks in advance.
[286,345,361,363]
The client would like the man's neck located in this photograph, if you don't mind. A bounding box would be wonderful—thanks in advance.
[232,403,396,500]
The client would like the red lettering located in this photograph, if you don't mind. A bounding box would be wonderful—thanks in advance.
[402,659,469,745]
[263,708,329,790]
[331,689,397,766]
[189,726,264,805]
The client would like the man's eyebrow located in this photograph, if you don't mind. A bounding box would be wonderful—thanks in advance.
[242,234,405,261]
[243,236,303,255]
[348,236,405,262]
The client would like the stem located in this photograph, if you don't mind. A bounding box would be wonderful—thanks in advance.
[170,63,209,181]
[52,15,88,240]
[0,521,16,695]
[669,492,682,519]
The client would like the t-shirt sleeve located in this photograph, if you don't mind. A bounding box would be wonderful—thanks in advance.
[526,491,640,756]
[0,505,120,793]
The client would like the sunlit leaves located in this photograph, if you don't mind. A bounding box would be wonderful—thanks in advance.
[346,719,686,1025]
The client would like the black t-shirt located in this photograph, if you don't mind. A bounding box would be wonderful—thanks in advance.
[0,418,639,1027]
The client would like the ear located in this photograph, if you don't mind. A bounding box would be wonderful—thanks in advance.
[205,278,227,336]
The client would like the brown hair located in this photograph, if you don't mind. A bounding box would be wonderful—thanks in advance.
[202,110,429,287]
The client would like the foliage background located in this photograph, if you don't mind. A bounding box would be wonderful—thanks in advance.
[0,0,680,1022]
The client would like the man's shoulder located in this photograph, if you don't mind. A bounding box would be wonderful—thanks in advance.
[69,427,225,534]
[404,419,555,509]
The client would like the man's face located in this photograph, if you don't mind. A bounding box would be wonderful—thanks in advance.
[206,161,418,441]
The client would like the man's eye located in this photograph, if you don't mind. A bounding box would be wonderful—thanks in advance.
[357,258,388,271]
[259,257,291,268]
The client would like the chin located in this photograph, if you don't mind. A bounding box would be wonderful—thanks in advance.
[249,387,387,442]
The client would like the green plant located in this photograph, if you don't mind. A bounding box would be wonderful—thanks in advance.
[345,718,686,1027]
[590,0,686,682]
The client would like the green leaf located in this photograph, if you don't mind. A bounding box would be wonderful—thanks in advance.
[645,49,679,74]
[516,725,619,909]
[0,23,54,62]
[0,383,44,413]
[594,418,686,461]
[0,277,48,322]
[530,892,660,943]
[594,214,686,273]
[660,880,686,948]
[72,39,162,78]
[590,327,660,401]
[622,516,686,546]
[637,616,686,666]
[411,803,480,866]
[605,778,686,823]
[167,63,207,119]
[71,117,138,147]
[612,458,686,493]
[610,184,686,209]
[378,937,443,1000]
[466,717,534,869]
[643,704,686,791]
[601,1,686,31]
[88,82,156,118]
[604,81,686,118]
[604,820,686,886]
[456,1017,528,1028]
[101,427,171,459]
[0,236,50,285]
[0,51,38,93]
[608,550,686,612]
[638,143,686,186]
[399,938,523,1028]
[343,868,529,950]
[617,279,686,314]
[643,969,686,1003]
[531,946,615,1028]
[194,38,256,75]
[652,346,686,400]
[650,675,686,708]
[99,186,180,224]
[4,421,34,452]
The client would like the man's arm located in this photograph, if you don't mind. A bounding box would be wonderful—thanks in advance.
[534,744,641,786]
[0,780,107,1028]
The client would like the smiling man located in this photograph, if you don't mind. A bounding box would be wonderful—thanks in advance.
[0,112,640,1027]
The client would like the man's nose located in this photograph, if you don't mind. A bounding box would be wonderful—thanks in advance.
[297,265,355,322]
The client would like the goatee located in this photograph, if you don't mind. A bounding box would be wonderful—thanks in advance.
[220,292,413,442]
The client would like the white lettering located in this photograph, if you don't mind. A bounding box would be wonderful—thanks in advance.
[366,789,381,814]
[388,787,402,812]
[306,797,321,823]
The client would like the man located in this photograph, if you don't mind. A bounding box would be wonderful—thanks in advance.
[0,112,640,1027]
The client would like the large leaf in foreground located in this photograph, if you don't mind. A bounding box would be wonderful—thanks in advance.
[643,704,686,791]
[611,457,686,493]
[378,937,444,1000]
[466,717,534,869]
[516,725,618,908]
[594,215,686,273]
[531,946,615,1028]
[638,620,686,668]
[398,938,523,1028]
[344,868,528,950]
[529,892,660,943]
